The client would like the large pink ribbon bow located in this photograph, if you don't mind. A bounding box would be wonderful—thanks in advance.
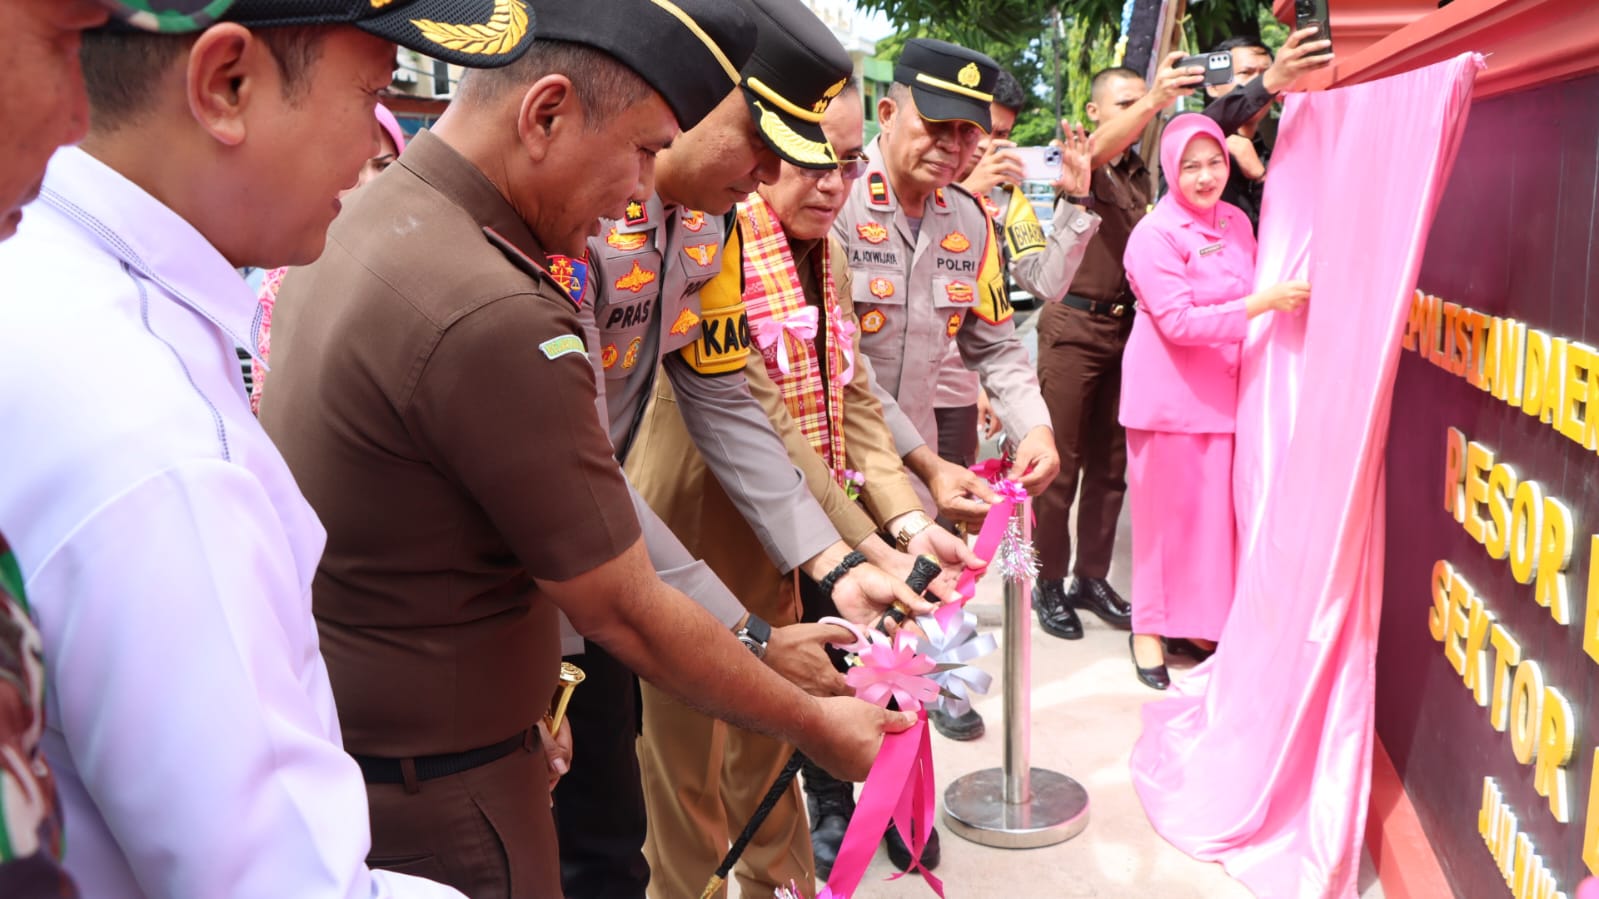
[753,305,819,374]
[813,622,943,899]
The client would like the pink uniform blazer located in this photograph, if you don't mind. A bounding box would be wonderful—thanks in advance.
[1119,116,1257,434]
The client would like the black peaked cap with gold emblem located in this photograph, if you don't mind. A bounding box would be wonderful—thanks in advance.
[894,38,999,132]
[103,0,537,68]
[734,0,854,169]
[530,0,756,132]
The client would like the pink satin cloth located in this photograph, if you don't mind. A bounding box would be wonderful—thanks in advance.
[1125,429,1235,640]
[1129,54,1483,898]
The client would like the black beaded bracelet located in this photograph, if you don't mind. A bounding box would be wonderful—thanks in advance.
[817,550,868,597]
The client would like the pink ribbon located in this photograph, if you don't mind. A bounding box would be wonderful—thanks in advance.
[832,316,857,385]
[754,305,819,374]
[813,625,943,899]
[937,464,1030,630]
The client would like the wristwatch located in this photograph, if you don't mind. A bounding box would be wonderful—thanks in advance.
[735,614,772,660]
[1064,193,1094,208]
[893,513,935,552]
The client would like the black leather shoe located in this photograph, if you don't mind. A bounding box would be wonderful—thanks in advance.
[1164,637,1215,662]
[1129,635,1169,690]
[1067,577,1133,629]
[884,822,941,872]
[803,759,855,880]
[930,706,985,741]
[1033,579,1083,640]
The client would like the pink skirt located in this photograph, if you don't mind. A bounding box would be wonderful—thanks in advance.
[1125,429,1236,641]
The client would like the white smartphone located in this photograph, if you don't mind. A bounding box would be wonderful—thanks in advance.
[1012,145,1063,183]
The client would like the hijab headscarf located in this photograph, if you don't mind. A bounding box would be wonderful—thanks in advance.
[1158,113,1230,228]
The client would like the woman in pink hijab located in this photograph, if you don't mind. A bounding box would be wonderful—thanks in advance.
[1119,114,1310,689]
[250,103,407,414]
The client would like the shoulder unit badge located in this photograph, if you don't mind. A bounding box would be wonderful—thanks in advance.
[547,254,589,307]
[856,222,889,245]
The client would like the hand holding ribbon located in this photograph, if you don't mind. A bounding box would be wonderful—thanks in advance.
[753,305,819,374]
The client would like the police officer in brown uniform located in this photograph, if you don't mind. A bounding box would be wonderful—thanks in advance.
[259,3,919,897]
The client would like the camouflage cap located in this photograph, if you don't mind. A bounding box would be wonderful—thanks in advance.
[100,0,236,32]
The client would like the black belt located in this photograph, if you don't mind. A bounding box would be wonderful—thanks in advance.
[353,729,529,786]
[1061,293,1134,318]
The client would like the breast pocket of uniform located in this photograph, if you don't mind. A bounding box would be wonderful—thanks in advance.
[851,270,906,339]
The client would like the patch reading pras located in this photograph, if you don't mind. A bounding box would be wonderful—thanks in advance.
[860,309,886,334]
[614,261,658,293]
[539,334,585,361]
[856,222,889,245]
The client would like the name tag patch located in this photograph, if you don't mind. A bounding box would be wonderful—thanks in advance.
[1198,242,1225,257]
[539,335,586,361]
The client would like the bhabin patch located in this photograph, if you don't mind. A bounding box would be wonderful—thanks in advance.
[856,222,889,245]
[614,261,657,293]
[605,227,648,251]
[683,242,718,267]
[860,309,886,334]
[539,334,585,361]
[669,308,701,336]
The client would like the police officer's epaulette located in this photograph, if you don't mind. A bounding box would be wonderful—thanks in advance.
[483,226,587,309]
[616,198,661,234]
[866,171,890,207]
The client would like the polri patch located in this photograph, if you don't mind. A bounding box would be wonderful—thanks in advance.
[540,335,586,361]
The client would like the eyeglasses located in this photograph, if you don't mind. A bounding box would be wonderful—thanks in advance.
[799,153,870,181]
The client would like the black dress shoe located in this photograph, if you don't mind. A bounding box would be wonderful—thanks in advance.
[1129,635,1169,690]
[1032,579,1083,640]
[884,822,941,872]
[929,705,985,741]
[1164,637,1215,662]
[1067,577,1133,629]
[803,759,855,880]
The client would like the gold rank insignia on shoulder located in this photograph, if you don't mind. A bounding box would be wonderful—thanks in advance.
[933,189,947,208]
[940,232,970,253]
[957,62,981,88]
[868,173,889,206]
[625,201,649,226]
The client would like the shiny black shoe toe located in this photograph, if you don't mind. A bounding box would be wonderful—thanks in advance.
[884,823,941,872]
[1068,577,1133,630]
[930,706,985,741]
[1033,579,1084,640]
[1130,635,1170,690]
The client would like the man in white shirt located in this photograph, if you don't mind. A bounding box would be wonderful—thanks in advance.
[0,3,537,896]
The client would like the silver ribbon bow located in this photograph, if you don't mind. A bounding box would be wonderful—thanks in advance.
[916,610,997,718]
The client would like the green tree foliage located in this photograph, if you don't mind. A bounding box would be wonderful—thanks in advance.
[857,0,1279,144]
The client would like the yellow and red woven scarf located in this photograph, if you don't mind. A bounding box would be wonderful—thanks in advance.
[738,195,850,484]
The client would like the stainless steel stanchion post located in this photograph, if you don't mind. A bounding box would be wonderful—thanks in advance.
[943,497,1089,848]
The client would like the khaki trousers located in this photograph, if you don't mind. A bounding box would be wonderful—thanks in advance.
[637,576,812,899]
[1034,300,1135,581]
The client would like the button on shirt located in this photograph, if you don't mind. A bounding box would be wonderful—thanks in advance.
[0,148,462,899]
[1119,193,1256,434]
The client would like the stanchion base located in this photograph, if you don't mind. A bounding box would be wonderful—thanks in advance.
[942,768,1089,849]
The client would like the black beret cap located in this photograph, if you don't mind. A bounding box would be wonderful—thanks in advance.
[894,38,999,132]
[734,0,854,169]
[531,0,757,132]
[102,0,537,68]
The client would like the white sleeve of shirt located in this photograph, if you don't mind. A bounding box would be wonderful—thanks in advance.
[34,460,464,899]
